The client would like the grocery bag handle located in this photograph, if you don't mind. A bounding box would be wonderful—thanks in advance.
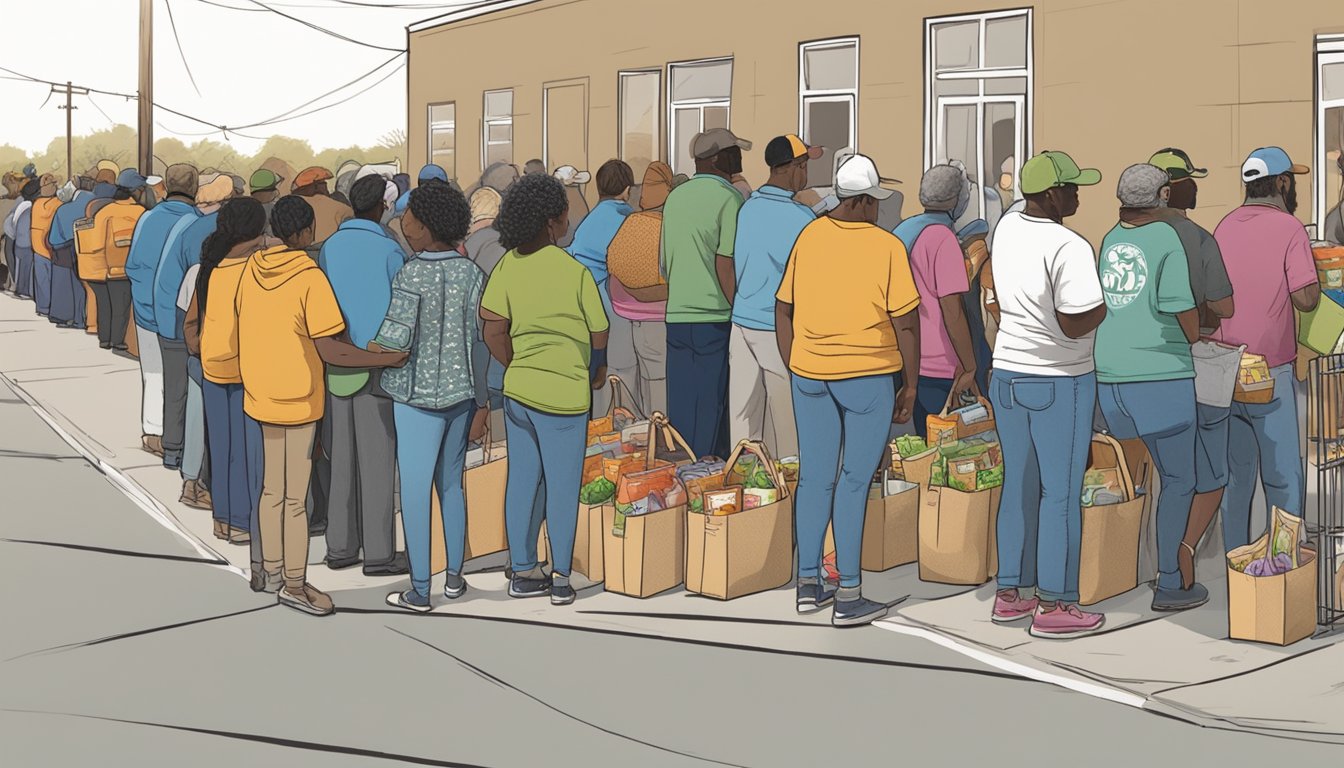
[605,374,645,420]
[939,393,993,419]
[723,438,790,501]
[1089,433,1135,501]
[646,412,698,468]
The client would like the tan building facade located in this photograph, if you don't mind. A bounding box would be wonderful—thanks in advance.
[408,0,1344,243]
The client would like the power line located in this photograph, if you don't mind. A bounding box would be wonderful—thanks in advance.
[246,50,403,127]
[86,95,120,127]
[164,0,203,97]
[235,0,406,52]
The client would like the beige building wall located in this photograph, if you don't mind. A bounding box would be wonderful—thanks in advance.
[409,0,1344,243]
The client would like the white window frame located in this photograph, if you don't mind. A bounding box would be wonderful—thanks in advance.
[482,88,514,168]
[618,69,663,169]
[666,57,734,176]
[798,37,860,180]
[924,8,1033,218]
[427,101,456,180]
[1316,35,1344,236]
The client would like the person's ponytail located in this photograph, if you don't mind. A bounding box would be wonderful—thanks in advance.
[197,197,266,316]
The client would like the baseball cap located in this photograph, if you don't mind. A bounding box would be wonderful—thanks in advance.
[1116,164,1170,208]
[164,164,199,196]
[692,128,752,160]
[834,154,895,200]
[1241,147,1309,183]
[38,173,58,193]
[1020,151,1101,195]
[418,164,448,183]
[293,166,334,189]
[117,169,148,189]
[553,165,591,186]
[249,168,283,193]
[764,134,823,168]
[1148,148,1207,181]
[96,159,119,175]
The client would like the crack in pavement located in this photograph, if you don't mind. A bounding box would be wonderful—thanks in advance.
[0,538,229,567]
[385,625,750,768]
[4,605,276,664]
[0,448,86,461]
[0,708,492,767]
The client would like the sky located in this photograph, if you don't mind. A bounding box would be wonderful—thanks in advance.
[0,0,495,156]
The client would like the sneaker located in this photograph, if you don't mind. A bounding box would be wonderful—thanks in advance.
[832,596,890,627]
[213,520,228,541]
[141,435,164,458]
[992,589,1040,624]
[796,581,838,614]
[1029,603,1105,639]
[363,552,410,577]
[550,583,576,606]
[249,568,282,594]
[324,555,363,570]
[227,527,250,545]
[443,573,468,600]
[194,487,214,510]
[1151,582,1209,613]
[278,583,334,616]
[386,589,432,614]
[509,573,552,598]
[179,481,210,511]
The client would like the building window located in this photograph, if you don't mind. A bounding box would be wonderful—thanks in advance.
[427,102,456,180]
[667,58,733,176]
[799,38,858,188]
[925,8,1032,228]
[1317,36,1344,238]
[483,89,514,167]
[619,71,661,179]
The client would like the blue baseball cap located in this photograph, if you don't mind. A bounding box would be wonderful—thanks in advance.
[117,169,148,189]
[1241,147,1309,183]
[418,164,448,183]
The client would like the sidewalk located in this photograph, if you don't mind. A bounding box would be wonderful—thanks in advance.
[2,292,1341,743]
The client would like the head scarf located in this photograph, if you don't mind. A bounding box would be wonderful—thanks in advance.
[638,162,675,211]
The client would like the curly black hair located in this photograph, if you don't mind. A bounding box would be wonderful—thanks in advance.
[198,198,266,315]
[350,174,388,217]
[271,195,315,241]
[495,173,568,251]
[408,180,471,247]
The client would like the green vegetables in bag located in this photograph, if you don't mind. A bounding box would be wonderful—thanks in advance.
[580,477,616,505]
[895,435,928,457]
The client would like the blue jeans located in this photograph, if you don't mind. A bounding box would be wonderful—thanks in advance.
[48,263,85,327]
[991,370,1096,603]
[1221,364,1303,552]
[666,321,731,458]
[1099,379,1197,592]
[182,359,206,483]
[13,245,33,298]
[394,399,474,597]
[914,376,954,439]
[792,373,896,588]
[203,380,262,531]
[33,255,52,315]
[1194,404,1231,494]
[503,398,587,576]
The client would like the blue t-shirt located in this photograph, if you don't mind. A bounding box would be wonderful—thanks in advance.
[567,198,633,292]
[155,211,216,341]
[50,191,93,247]
[126,199,198,333]
[1095,221,1196,384]
[318,218,405,349]
[731,185,815,331]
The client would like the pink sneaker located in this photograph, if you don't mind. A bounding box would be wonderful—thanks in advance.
[1028,603,1105,639]
[991,589,1039,623]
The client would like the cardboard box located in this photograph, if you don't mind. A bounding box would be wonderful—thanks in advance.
[602,504,686,598]
[538,503,608,582]
[430,442,508,572]
[862,481,919,572]
[686,496,793,600]
[1227,548,1317,646]
[918,485,1000,585]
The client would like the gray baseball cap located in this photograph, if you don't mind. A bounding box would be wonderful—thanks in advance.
[692,128,752,160]
[1116,163,1170,208]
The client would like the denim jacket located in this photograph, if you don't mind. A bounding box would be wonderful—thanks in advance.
[376,250,489,410]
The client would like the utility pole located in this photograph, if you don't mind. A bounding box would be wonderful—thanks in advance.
[138,0,154,176]
[52,82,89,182]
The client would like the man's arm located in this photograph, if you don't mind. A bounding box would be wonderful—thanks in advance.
[775,301,794,370]
[1206,295,1234,320]
[183,292,202,357]
[715,254,735,305]
[1176,308,1200,344]
[1057,305,1107,339]
[1291,283,1321,313]
[315,335,407,368]
[891,308,921,424]
[940,294,979,398]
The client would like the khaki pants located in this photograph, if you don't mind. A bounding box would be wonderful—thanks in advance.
[631,319,667,418]
[260,422,317,589]
[728,324,798,459]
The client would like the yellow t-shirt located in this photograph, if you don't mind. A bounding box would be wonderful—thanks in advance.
[200,256,248,385]
[776,217,920,380]
[236,246,346,425]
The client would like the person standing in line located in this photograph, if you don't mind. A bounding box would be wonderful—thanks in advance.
[553,165,592,250]
[249,168,283,236]
[988,151,1107,639]
[376,182,490,612]
[1,171,28,293]
[292,166,352,249]
[607,162,682,419]
[237,195,407,615]
[568,159,635,415]
[80,170,149,353]
[1214,147,1319,550]
[1146,149,1235,590]
[729,135,821,459]
[480,174,610,606]
[48,178,93,328]
[662,128,752,458]
[464,186,507,410]
[776,154,919,627]
[1096,164,1207,611]
[124,164,198,457]
[893,165,983,435]
[316,175,409,576]
[7,178,38,299]
[393,163,451,214]
[30,174,62,320]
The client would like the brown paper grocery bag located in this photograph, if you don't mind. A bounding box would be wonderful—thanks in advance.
[1078,434,1145,605]
[862,484,919,572]
[430,419,508,573]
[1227,546,1317,646]
[538,502,608,582]
[918,485,999,585]
[602,504,685,598]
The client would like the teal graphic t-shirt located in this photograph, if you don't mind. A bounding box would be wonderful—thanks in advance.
[1094,221,1196,384]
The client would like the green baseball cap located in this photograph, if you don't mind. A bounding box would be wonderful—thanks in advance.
[1148,148,1207,181]
[1020,151,1102,195]
[249,168,283,193]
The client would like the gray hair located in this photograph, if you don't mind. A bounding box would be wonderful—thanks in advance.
[919,165,964,211]
[1117,164,1169,208]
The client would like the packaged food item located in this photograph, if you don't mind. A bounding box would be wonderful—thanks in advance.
[617,464,679,505]
[603,453,649,484]
[1270,507,1304,568]
[729,454,777,490]
[776,456,800,483]
[975,465,1004,490]
[1228,534,1270,574]
[588,416,613,441]
[893,435,928,458]
[948,459,979,492]
[745,488,778,507]
[579,476,616,505]
[704,487,744,516]
[685,473,726,514]
[926,414,959,446]
[885,476,917,497]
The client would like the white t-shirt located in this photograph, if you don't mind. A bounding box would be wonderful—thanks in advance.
[177,263,200,312]
[991,211,1104,377]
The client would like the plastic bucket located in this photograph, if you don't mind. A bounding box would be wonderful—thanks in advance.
[1192,340,1245,408]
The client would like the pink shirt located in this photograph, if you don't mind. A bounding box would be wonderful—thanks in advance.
[1213,205,1317,368]
[908,223,970,379]
[609,278,665,322]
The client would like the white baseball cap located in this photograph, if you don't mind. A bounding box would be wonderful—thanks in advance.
[553,165,591,186]
[834,153,896,200]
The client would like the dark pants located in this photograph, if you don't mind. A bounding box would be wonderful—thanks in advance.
[324,382,398,565]
[14,245,34,299]
[204,380,263,531]
[49,262,85,327]
[89,281,111,346]
[914,376,955,440]
[666,321,731,458]
[33,256,52,316]
[159,337,189,469]
[98,278,131,349]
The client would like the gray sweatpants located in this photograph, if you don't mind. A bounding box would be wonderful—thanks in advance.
[324,380,398,565]
[158,337,190,469]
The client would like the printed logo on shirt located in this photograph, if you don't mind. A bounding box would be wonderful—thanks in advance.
[1101,242,1148,308]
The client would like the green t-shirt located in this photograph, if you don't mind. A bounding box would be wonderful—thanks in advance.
[480,244,609,415]
[660,174,742,324]
[1095,221,1196,384]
